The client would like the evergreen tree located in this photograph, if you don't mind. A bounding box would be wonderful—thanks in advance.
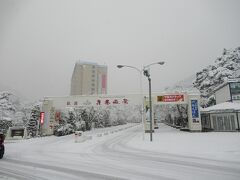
[67,110,75,126]
[27,105,40,137]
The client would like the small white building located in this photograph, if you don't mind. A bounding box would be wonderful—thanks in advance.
[201,102,240,132]
[201,79,240,132]
[214,79,240,104]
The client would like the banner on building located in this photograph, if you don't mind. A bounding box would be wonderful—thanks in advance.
[191,100,199,118]
[40,112,45,125]
[157,95,184,102]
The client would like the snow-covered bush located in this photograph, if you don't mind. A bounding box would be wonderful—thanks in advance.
[53,104,140,136]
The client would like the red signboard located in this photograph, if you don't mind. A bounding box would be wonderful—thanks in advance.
[157,95,184,102]
[40,112,45,124]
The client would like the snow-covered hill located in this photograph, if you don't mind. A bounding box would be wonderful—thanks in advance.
[164,47,240,106]
[0,91,35,133]
[167,47,240,94]
[0,91,21,121]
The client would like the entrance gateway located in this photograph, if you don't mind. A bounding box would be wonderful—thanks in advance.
[41,93,202,135]
[144,93,202,132]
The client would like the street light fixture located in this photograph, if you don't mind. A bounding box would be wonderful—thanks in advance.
[116,65,124,68]
[117,61,165,142]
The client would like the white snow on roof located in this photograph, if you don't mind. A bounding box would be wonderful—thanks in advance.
[202,102,240,112]
[76,60,98,65]
[75,60,107,67]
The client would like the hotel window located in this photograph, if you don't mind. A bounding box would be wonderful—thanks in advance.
[74,101,78,105]
[67,101,70,105]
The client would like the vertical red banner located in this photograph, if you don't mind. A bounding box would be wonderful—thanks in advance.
[40,112,45,125]
[102,74,106,93]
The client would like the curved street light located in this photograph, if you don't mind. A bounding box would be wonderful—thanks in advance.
[117,61,165,142]
[144,61,165,69]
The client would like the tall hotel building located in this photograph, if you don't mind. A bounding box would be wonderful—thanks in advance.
[70,61,107,95]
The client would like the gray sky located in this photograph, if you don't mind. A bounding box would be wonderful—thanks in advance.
[0,0,240,101]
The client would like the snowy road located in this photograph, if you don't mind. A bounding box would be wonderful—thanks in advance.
[1,124,240,180]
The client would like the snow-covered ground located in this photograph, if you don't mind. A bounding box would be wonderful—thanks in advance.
[1,123,240,180]
[129,123,240,162]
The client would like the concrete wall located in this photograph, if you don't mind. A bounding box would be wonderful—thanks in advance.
[215,84,231,104]
[47,94,142,109]
[210,112,239,131]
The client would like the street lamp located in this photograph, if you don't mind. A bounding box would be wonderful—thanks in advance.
[117,61,165,142]
[143,61,165,141]
[117,64,144,140]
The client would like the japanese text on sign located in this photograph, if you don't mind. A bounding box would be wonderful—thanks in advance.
[157,95,184,102]
[191,100,199,119]
[96,98,129,105]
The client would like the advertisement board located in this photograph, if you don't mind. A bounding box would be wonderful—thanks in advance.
[157,95,184,102]
[191,100,199,122]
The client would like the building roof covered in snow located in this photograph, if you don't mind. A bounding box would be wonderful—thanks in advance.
[201,102,240,113]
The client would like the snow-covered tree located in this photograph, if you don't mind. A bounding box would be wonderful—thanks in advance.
[193,47,240,104]
[165,47,240,108]
[52,103,141,136]
[27,105,40,137]
[0,91,21,133]
[176,104,188,127]
[79,107,97,130]
[0,91,18,121]
[0,120,12,134]
[53,110,72,136]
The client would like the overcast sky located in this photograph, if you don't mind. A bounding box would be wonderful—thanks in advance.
[0,0,240,101]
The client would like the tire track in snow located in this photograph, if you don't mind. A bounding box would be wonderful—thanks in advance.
[0,158,128,180]
[91,125,240,180]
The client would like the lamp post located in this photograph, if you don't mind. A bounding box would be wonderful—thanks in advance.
[143,69,153,141]
[117,65,145,140]
[117,61,165,142]
[143,61,165,141]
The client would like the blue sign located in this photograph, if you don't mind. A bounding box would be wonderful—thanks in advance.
[191,100,199,119]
